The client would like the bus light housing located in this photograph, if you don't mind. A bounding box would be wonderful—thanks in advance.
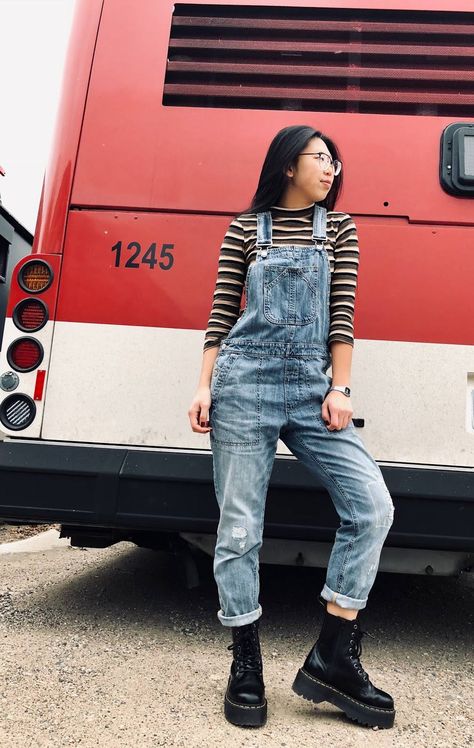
[7,337,44,373]
[440,122,474,196]
[13,298,49,332]
[0,371,20,392]
[0,393,36,431]
[18,260,53,294]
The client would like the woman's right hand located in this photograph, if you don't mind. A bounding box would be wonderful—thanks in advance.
[188,386,213,433]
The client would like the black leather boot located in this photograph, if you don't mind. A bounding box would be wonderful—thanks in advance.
[292,598,395,728]
[224,620,267,727]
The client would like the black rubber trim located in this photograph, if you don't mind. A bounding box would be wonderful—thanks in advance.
[0,440,472,551]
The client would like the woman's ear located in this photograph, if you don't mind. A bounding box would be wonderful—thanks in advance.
[285,161,296,179]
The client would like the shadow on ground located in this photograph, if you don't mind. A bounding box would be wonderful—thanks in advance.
[8,541,472,656]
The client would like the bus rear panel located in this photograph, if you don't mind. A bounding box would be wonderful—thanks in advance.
[0,0,473,573]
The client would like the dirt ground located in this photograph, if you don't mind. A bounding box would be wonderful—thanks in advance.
[0,533,472,748]
[0,523,59,543]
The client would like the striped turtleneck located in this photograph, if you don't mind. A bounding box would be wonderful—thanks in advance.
[203,204,359,351]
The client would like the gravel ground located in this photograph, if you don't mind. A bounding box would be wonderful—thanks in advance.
[0,537,472,748]
[0,524,58,543]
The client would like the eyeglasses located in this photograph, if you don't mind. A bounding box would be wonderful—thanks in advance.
[298,152,342,176]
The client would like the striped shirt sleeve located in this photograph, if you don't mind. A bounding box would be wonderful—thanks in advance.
[328,213,359,347]
[203,218,246,351]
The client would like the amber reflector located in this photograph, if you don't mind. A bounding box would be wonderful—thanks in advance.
[7,338,44,372]
[19,261,52,293]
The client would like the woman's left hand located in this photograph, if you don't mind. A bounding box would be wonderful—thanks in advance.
[321,391,353,431]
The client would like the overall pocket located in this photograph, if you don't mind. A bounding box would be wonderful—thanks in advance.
[210,351,239,404]
[210,353,261,449]
[263,265,319,325]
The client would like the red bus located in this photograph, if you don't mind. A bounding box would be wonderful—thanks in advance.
[0,0,473,577]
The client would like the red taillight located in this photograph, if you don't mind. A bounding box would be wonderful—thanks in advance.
[13,298,48,332]
[18,260,53,293]
[7,337,44,372]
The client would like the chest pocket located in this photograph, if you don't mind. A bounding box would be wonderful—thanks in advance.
[263,265,320,325]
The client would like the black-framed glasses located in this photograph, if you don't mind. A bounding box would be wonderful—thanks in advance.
[298,152,342,176]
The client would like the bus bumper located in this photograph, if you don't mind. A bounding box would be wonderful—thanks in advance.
[0,438,473,554]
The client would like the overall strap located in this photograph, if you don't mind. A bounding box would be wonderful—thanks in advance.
[312,205,327,244]
[256,211,273,247]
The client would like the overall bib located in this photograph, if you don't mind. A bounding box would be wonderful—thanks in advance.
[210,205,394,627]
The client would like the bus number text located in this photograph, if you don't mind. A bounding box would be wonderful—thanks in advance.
[111,242,174,270]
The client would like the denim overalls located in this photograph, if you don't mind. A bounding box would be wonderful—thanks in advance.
[210,204,394,627]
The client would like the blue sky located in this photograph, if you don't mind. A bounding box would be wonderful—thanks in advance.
[0,0,75,233]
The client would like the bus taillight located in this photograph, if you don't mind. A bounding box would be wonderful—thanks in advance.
[0,393,36,430]
[7,337,44,372]
[13,298,48,332]
[18,260,53,293]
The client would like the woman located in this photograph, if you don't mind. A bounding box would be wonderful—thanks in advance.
[188,125,395,730]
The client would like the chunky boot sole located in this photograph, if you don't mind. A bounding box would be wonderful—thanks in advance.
[224,693,267,727]
[292,668,395,729]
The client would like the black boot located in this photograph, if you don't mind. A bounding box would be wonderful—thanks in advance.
[224,620,267,727]
[292,598,395,728]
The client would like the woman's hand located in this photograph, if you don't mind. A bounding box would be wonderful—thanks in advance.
[321,391,353,431]
[188,386,213,433]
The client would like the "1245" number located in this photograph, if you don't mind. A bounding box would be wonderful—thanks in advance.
[111,241,174,270]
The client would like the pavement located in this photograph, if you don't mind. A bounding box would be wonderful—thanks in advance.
[0,531,472,747]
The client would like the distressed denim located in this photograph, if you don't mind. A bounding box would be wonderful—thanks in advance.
[209,205,394,627]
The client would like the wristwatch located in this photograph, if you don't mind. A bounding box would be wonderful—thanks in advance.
[327,385,351,397]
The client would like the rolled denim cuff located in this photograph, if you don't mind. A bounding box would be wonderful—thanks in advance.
[217,604,262,627]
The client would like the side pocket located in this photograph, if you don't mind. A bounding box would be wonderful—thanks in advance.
[210,352,238,404]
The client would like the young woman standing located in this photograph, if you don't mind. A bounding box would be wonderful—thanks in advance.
[188,125,395,730]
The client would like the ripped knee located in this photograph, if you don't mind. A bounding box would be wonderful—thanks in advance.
[231,525,248,552]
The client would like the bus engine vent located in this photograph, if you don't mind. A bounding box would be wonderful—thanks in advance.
[163,4,474,116]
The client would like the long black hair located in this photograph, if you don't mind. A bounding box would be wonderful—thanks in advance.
[238,125,343,216]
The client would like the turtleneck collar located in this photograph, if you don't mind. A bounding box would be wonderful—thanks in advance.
[270,203,315,215]
[271,202,315,212]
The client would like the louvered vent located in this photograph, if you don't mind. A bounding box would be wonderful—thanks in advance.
[163,4,474,115]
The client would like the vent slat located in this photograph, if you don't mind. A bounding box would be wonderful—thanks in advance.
[167,60,474,85]
[163,4,474,116]
[169,38,474,58]
[164,83,474,106]
[173,15,474,37]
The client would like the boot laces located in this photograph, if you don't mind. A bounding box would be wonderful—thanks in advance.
[349,626,375,681]
[227,630,262,673]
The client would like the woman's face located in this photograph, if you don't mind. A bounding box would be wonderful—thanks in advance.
[286,136,335,203]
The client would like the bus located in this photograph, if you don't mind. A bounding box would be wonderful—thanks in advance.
[0,0,473,579]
